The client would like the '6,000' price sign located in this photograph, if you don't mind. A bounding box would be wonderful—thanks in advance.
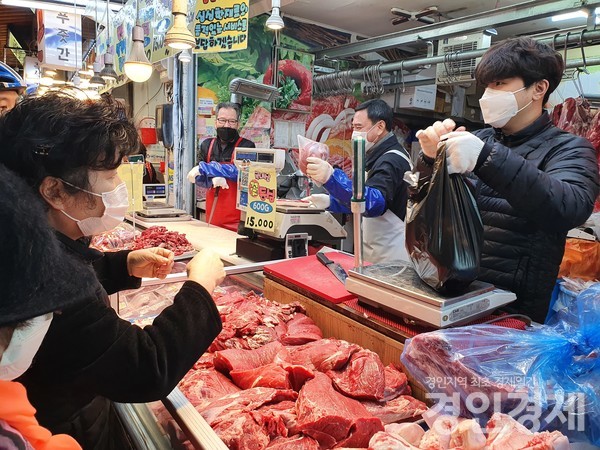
[244,166,277,233]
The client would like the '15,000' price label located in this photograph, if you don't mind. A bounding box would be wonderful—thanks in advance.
[244,166,276,232]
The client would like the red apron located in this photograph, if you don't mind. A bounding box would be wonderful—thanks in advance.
[205,137,242,231]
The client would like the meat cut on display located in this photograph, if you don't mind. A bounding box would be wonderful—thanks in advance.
[173,290,427,449]
[132,226,194,255]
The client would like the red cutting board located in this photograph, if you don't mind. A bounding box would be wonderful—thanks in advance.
[263,252,357,304]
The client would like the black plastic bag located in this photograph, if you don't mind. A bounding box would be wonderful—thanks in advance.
[405,143,483,293]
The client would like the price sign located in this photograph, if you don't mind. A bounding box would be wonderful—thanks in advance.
[244,166,277,233]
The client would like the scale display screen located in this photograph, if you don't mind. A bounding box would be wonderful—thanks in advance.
[234,148,275,164]
[144,184,166,197]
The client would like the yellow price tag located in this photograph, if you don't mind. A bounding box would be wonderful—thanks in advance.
[244,166,277,232]
[117,163,144,212]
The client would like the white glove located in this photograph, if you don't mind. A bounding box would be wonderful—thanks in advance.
[212,176,229,189]
[442,131,484,175]
[306,156,333,184]
[187,166,200,183]
[415,119,464,159]
[303,194,331,209]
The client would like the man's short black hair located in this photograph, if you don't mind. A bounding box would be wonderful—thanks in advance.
[475,37,565,104]
[0,92,140,193]
[355,98,393,132]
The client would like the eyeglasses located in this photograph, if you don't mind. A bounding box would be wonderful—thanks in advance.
[216,118,239,126]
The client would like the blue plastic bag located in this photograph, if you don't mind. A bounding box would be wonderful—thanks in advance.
[401,282,600,445]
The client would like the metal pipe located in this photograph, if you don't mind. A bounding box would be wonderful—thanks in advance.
[315,0,600,60]
[314,29,600,84]
[351,136,366,270]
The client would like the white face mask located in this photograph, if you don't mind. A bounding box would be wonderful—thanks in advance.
[0,313,53,380]
[61,181,129,236]
[479,86,533,128]
[351,123,379,152]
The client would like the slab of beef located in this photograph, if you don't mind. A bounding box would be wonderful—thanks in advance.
[211,411,271,450]
[362,395,427,425]
[383,364,411,400]
[327,349,385,401]
[401,328,524,419]
[266,435,320,449]
[231,363,293,390]
[178,368,240,409]
[214,341,286,373]
[279,313,323,345]
[256,400,299,436]
[296,372,384,449]
[279,338,361,372]
[199,387,298,426]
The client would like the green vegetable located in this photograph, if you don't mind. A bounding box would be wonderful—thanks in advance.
[275,72,300,109]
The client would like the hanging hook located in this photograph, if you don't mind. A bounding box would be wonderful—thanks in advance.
[579,29,589,75]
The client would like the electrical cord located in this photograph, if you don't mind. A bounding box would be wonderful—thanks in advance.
[133,83,164,122]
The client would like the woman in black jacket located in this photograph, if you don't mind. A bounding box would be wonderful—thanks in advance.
[416,37,599,323]
[0,93,225,449]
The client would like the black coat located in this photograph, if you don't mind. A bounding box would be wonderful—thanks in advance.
[416,112,599,322]
[19,234,222,449]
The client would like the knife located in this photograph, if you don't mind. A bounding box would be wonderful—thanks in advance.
[316,251,348,284]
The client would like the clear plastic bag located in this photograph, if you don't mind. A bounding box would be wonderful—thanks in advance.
[297,135,329,175]
[401,282,600,445]
[405,143,483,293]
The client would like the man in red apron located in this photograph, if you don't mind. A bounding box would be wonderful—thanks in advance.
[188,102,255,231]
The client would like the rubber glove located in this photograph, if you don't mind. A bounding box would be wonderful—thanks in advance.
[442,131,485,174]
[306,156,334,185]
[303,193,331,209]
[187,166,200,183]
[415,118,464,159]
[212,176,229,189]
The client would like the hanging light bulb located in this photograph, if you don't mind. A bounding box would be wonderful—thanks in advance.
[89,60,106,87]
[165,0,195,50]
[100,0,117,82]
[100,52,118,82]
[72,72,81,87]
[124,25,152,82]
[178,49,191,63]
[266,0,285,30]
[40,68,56,86]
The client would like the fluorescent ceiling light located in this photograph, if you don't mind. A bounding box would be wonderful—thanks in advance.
[551,10,588,22]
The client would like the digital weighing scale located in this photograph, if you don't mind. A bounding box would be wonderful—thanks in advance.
[345,263,516,328]
[129,184,192,223]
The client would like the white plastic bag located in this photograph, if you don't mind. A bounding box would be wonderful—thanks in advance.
[297,135,329,174]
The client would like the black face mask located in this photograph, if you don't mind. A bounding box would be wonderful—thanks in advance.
[216,126,239,143]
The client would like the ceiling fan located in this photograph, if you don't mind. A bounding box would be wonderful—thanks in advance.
[391,5,439,26]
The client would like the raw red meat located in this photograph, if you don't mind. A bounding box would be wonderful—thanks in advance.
[231,363,293,390]
[362,395,427,425]
[256,401,299,436]
[280,338,361,372]
[298,136,329,174]
[327,349,386,401]
[267,435,320,449]
[199,387,298,426]
[280,313,323,345]
[132,226,193,256]
[178,368,240,409]
[383,364,411,400]
[211,411,271,450]
[384,422,425,446]
[295,373,384,449]
[214,341,286,373]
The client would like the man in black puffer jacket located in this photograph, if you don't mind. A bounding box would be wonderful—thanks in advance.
[416,37,599,323]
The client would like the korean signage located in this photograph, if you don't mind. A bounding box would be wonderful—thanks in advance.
[193,0,249,53]
[36,10,82,70]
[244,166,277,233]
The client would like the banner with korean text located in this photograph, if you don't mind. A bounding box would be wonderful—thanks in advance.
[193,0,249,53]
[36,10,82,71]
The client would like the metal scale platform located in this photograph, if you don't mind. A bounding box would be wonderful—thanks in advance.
[345,263,516,328]
[129,184,192,223]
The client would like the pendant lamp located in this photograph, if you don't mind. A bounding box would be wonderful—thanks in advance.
[100,0,117,82]
[165,0,195,50]
[89,0,105,87]
[124,0,152,82]
[266,0,285,30]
